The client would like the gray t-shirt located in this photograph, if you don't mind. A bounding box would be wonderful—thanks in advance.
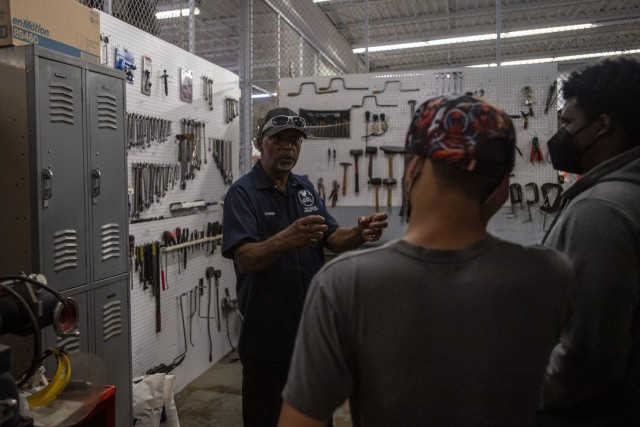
[283,235,576,426]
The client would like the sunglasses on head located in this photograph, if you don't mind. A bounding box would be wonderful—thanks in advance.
[261,115,306,134]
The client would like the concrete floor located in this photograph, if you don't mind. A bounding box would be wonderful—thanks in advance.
[173,350,352,427]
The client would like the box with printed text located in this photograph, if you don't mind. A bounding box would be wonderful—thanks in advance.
[0,0,100,61]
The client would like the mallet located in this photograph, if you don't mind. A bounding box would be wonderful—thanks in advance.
[379,145,407,180]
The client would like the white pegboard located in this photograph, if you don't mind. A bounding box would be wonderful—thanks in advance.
[99,12,241,394]
[280,64,559,210]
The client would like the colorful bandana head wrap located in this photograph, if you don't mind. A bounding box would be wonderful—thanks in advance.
[405,95,516,177]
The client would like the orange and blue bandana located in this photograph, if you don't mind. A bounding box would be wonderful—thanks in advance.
[405,95,516,177]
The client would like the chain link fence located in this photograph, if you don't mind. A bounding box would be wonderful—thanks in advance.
[82,0,341,136]
[81,0,159,35]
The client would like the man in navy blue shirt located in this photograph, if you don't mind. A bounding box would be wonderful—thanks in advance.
[222,107,388,427]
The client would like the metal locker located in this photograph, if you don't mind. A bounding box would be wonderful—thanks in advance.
[37,55,88,292]
[0,46,88,292]
[86,65,129,282]
[93,278,132,427]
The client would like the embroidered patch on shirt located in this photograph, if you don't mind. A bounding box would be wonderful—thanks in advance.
[298,189,319,213]
[264,211,276,216]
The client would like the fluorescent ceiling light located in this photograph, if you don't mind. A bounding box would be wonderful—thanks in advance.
[313,0,331,3]
[467,48,640,67]
[252,92,278,99]
[353,42,427,54]
[156,7,201,20]
[353,24,600,53]
[503,23,598,38]
[425,34,496,46]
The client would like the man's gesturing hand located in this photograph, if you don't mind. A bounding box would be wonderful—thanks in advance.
[357,213,388,242]
[285,215,328,249]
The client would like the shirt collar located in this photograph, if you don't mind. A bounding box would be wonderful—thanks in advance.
[252,160,302,192]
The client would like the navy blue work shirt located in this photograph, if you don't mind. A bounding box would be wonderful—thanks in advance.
[222,160,339,362]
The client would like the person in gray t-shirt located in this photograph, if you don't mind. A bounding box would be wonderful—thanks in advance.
[278,95,576,427]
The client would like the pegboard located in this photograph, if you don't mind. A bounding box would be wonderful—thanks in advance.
[99,12,241,394]
[279,64,560,211]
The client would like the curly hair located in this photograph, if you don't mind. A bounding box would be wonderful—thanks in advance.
[562,56,640,145]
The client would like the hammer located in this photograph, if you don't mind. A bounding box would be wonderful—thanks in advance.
[379,145,407,180]
[350,149,363,194]
[365,146,377,182]
[340,162,351,197]
[370,177,382,212]
[383,178,397,208]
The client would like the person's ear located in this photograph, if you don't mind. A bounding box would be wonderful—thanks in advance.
[401,155,424,222]
[480,172,510,223]
[595,114,612,139]
[403,155,424,183]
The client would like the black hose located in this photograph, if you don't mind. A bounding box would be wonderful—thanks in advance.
[0,283,40,389]
[0,275,68,305]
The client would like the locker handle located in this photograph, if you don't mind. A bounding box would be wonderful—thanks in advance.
[42,168,53,208]
[92,168,101,203]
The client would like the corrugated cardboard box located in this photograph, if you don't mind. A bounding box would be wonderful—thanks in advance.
[0,0,100,61]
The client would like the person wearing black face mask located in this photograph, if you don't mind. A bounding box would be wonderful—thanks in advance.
[546,119,601,175]
[538,57,640,425]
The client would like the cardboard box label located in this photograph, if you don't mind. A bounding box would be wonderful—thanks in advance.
[0,0,100,60]
[10,16,85,58]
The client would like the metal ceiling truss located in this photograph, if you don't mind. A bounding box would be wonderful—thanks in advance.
[150,0,640,73]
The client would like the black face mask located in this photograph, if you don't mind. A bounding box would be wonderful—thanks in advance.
[547,121,598,174]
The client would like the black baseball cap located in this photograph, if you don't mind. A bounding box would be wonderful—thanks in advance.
[257,107,307,138]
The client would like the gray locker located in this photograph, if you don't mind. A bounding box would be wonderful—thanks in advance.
[0,46,132,425]
[0,46,88,292]
[93,278,132,427]
[86,63,129,282]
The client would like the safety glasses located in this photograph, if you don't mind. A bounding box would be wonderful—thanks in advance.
[261,115,306,134]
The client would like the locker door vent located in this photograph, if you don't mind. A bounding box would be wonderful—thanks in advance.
[49,83,75,125]
[100,223,121,261]
[102,300,123,342]
[55,334,81,354]
[53,229,78,272]
[97,93,118,130]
